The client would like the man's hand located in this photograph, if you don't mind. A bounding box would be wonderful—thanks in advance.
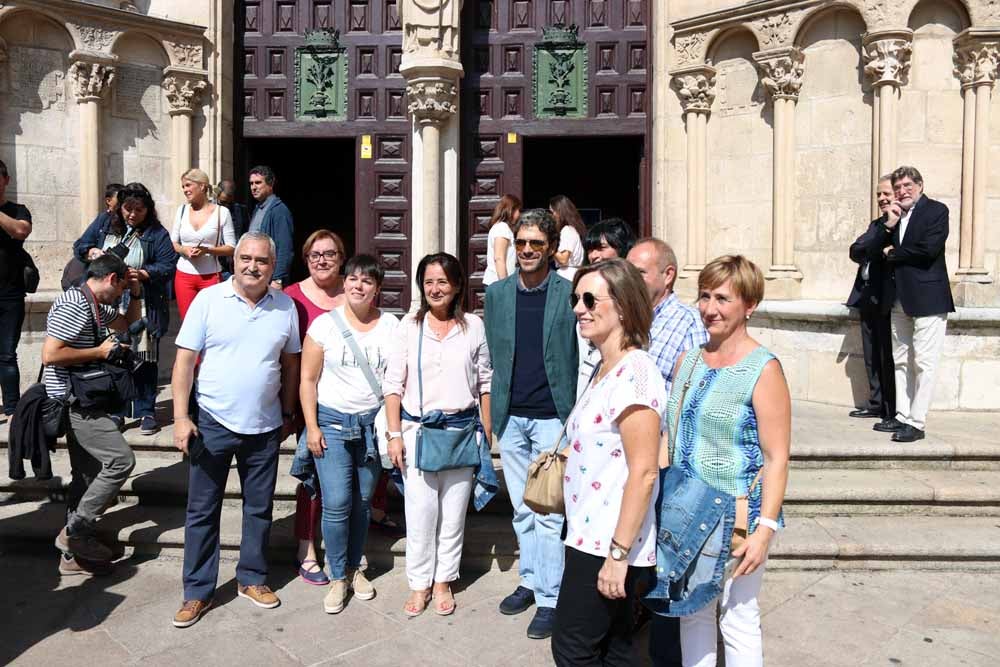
[173,416,198,455]
[97,337,120,361]
[883,245,894,257]
[884,202,902,228]
[270,280,283,290]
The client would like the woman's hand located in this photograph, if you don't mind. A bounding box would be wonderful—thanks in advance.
[597,556,629,600]
[187,246,204,259]
[306,426,326,457]
[388,436,405,469]
[731,526,773,577]
[86,248,103,261]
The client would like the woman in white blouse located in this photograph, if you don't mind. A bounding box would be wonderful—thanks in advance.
[551,258,665,666]
[384,253,492,618]
[482,194,522,286]
[299,254,399,615]
[170,168,235,320]
[550,194,586,281]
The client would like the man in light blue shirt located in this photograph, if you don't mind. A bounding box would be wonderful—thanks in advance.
[170,231,301,628]
[627,237,707,666]
[628,238,708,393]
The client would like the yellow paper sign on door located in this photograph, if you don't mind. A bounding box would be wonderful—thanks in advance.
[507,132,518,144]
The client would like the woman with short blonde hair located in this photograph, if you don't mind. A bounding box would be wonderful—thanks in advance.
[170,168,235,320]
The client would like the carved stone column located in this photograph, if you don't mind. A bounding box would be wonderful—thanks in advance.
[162,68,209,207]
[671,65,715,278]
[863,30,912,189]
[953,31,999,289]
[755,47,805,297]
[70,54,116,230]
[399,0,464,305]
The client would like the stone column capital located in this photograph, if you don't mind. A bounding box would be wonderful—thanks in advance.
[70,58,116,103]
[404,74,459,125]
[670,64,717,115]
[863,29,913,89]
[954,31,1000,89]
[753,47,805,102]
[162,67,209,116]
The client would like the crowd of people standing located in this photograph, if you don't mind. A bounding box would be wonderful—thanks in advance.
[3,159,803,666]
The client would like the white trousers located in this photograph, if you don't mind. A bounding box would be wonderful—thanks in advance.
[680,561,766,667]
[401,422,474,590]
[890,306,947,430]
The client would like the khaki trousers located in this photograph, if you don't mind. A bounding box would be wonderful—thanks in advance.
[890,306,947,431]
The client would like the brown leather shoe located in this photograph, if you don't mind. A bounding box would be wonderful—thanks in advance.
[173,599,213,628]
[59,553,113,577]
[238,583,280,609]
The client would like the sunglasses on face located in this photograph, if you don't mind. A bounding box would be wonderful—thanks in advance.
[570,292,614,310]
[514,239,546,251]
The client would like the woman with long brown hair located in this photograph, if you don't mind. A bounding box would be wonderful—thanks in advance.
[482,194,522,286]
[549,194,586,280]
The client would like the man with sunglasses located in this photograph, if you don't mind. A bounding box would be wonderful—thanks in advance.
[861,166,954,443]
[484,208,579,640]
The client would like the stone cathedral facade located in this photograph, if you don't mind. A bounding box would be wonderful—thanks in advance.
[3,0,999,410]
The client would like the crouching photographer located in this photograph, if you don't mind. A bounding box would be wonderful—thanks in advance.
[41,254,143,567]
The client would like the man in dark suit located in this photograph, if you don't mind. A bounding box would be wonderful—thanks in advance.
[861,166,955,442]
[216,179,248,277]
[847,177,896,431]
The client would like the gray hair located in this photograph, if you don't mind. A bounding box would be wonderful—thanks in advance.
[633,237,678,273]
[235,231,276,261]
[891,166,923,186]
[878,174,892,184]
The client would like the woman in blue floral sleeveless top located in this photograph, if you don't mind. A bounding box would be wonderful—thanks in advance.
[659,255,791,667]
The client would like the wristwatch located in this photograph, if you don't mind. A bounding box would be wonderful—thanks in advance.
[385,430,402,441]
[609,539,631,562]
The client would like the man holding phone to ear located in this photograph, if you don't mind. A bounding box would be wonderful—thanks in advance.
[861,166,954,443]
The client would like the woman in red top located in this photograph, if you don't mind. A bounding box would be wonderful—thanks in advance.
[285,230,346,584]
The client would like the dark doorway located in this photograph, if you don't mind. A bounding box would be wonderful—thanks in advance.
[522,136,644,233]
[243,138,356,283]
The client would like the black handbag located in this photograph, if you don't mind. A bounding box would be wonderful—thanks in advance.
[67,285,137,411]
[20,247,39,293]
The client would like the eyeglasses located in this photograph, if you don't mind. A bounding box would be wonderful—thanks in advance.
[893,182,918,191]
[514,239,547,251]
[307,250,341,262]
[570,292,614,310]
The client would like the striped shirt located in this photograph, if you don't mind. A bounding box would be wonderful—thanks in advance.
[43,288,119,398]
[649,292,709,394]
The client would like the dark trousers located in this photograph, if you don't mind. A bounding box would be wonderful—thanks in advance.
[649,614,683,666]
[182,410,280,601]
[859,306,895,418]
[552,546,644,666]
[130,339,160,419]
[0,298,25,415]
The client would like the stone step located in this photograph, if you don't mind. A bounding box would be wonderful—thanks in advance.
[4,422,1000,470]
[5,454,1000,516]
[2,500,999,571]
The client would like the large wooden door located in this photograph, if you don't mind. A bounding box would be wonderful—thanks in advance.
[461,0,651,307]
[239,0,413,310]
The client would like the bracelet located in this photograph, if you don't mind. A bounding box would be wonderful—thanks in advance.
[282,411,295,419]
[757,517,780,532]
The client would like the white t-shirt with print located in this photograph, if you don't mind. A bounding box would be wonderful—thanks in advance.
[307,306,400,414]
[563,349,667,566]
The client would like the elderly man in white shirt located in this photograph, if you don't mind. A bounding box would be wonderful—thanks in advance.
[170,231,301,628]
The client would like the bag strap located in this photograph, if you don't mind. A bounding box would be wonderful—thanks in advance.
[330,307,384,406]
[417,318,425,419]
[545,361,602,456]
[79,284,103,344]
[666,349,702,466]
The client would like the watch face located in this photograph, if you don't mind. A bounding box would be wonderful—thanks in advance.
[611,547,624,560]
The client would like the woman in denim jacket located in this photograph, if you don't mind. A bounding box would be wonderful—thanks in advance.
[659,255,791,667]
[298,254,399,614]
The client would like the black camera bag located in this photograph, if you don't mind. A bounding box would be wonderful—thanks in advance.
[67,285,137,412]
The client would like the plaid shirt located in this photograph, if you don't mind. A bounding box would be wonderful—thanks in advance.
[649,292,709,393]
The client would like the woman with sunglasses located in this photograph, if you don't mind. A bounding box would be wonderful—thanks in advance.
[384,253,493,618]
[551,258,665,666]
[660,255,790,667]
[72,182,177,435]
[483,194,522,286]
[284,230,347,586]
[549,194,586,280]
[170,168,236,321]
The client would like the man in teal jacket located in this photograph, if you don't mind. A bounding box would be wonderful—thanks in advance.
[484,209,578,640]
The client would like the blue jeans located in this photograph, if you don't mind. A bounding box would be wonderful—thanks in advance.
[0,298,25,415]
[313,425,381,580]
[182,410,280,601]
[498,415,566,608]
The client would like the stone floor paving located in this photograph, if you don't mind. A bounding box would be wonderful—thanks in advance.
[2,552,997,666]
